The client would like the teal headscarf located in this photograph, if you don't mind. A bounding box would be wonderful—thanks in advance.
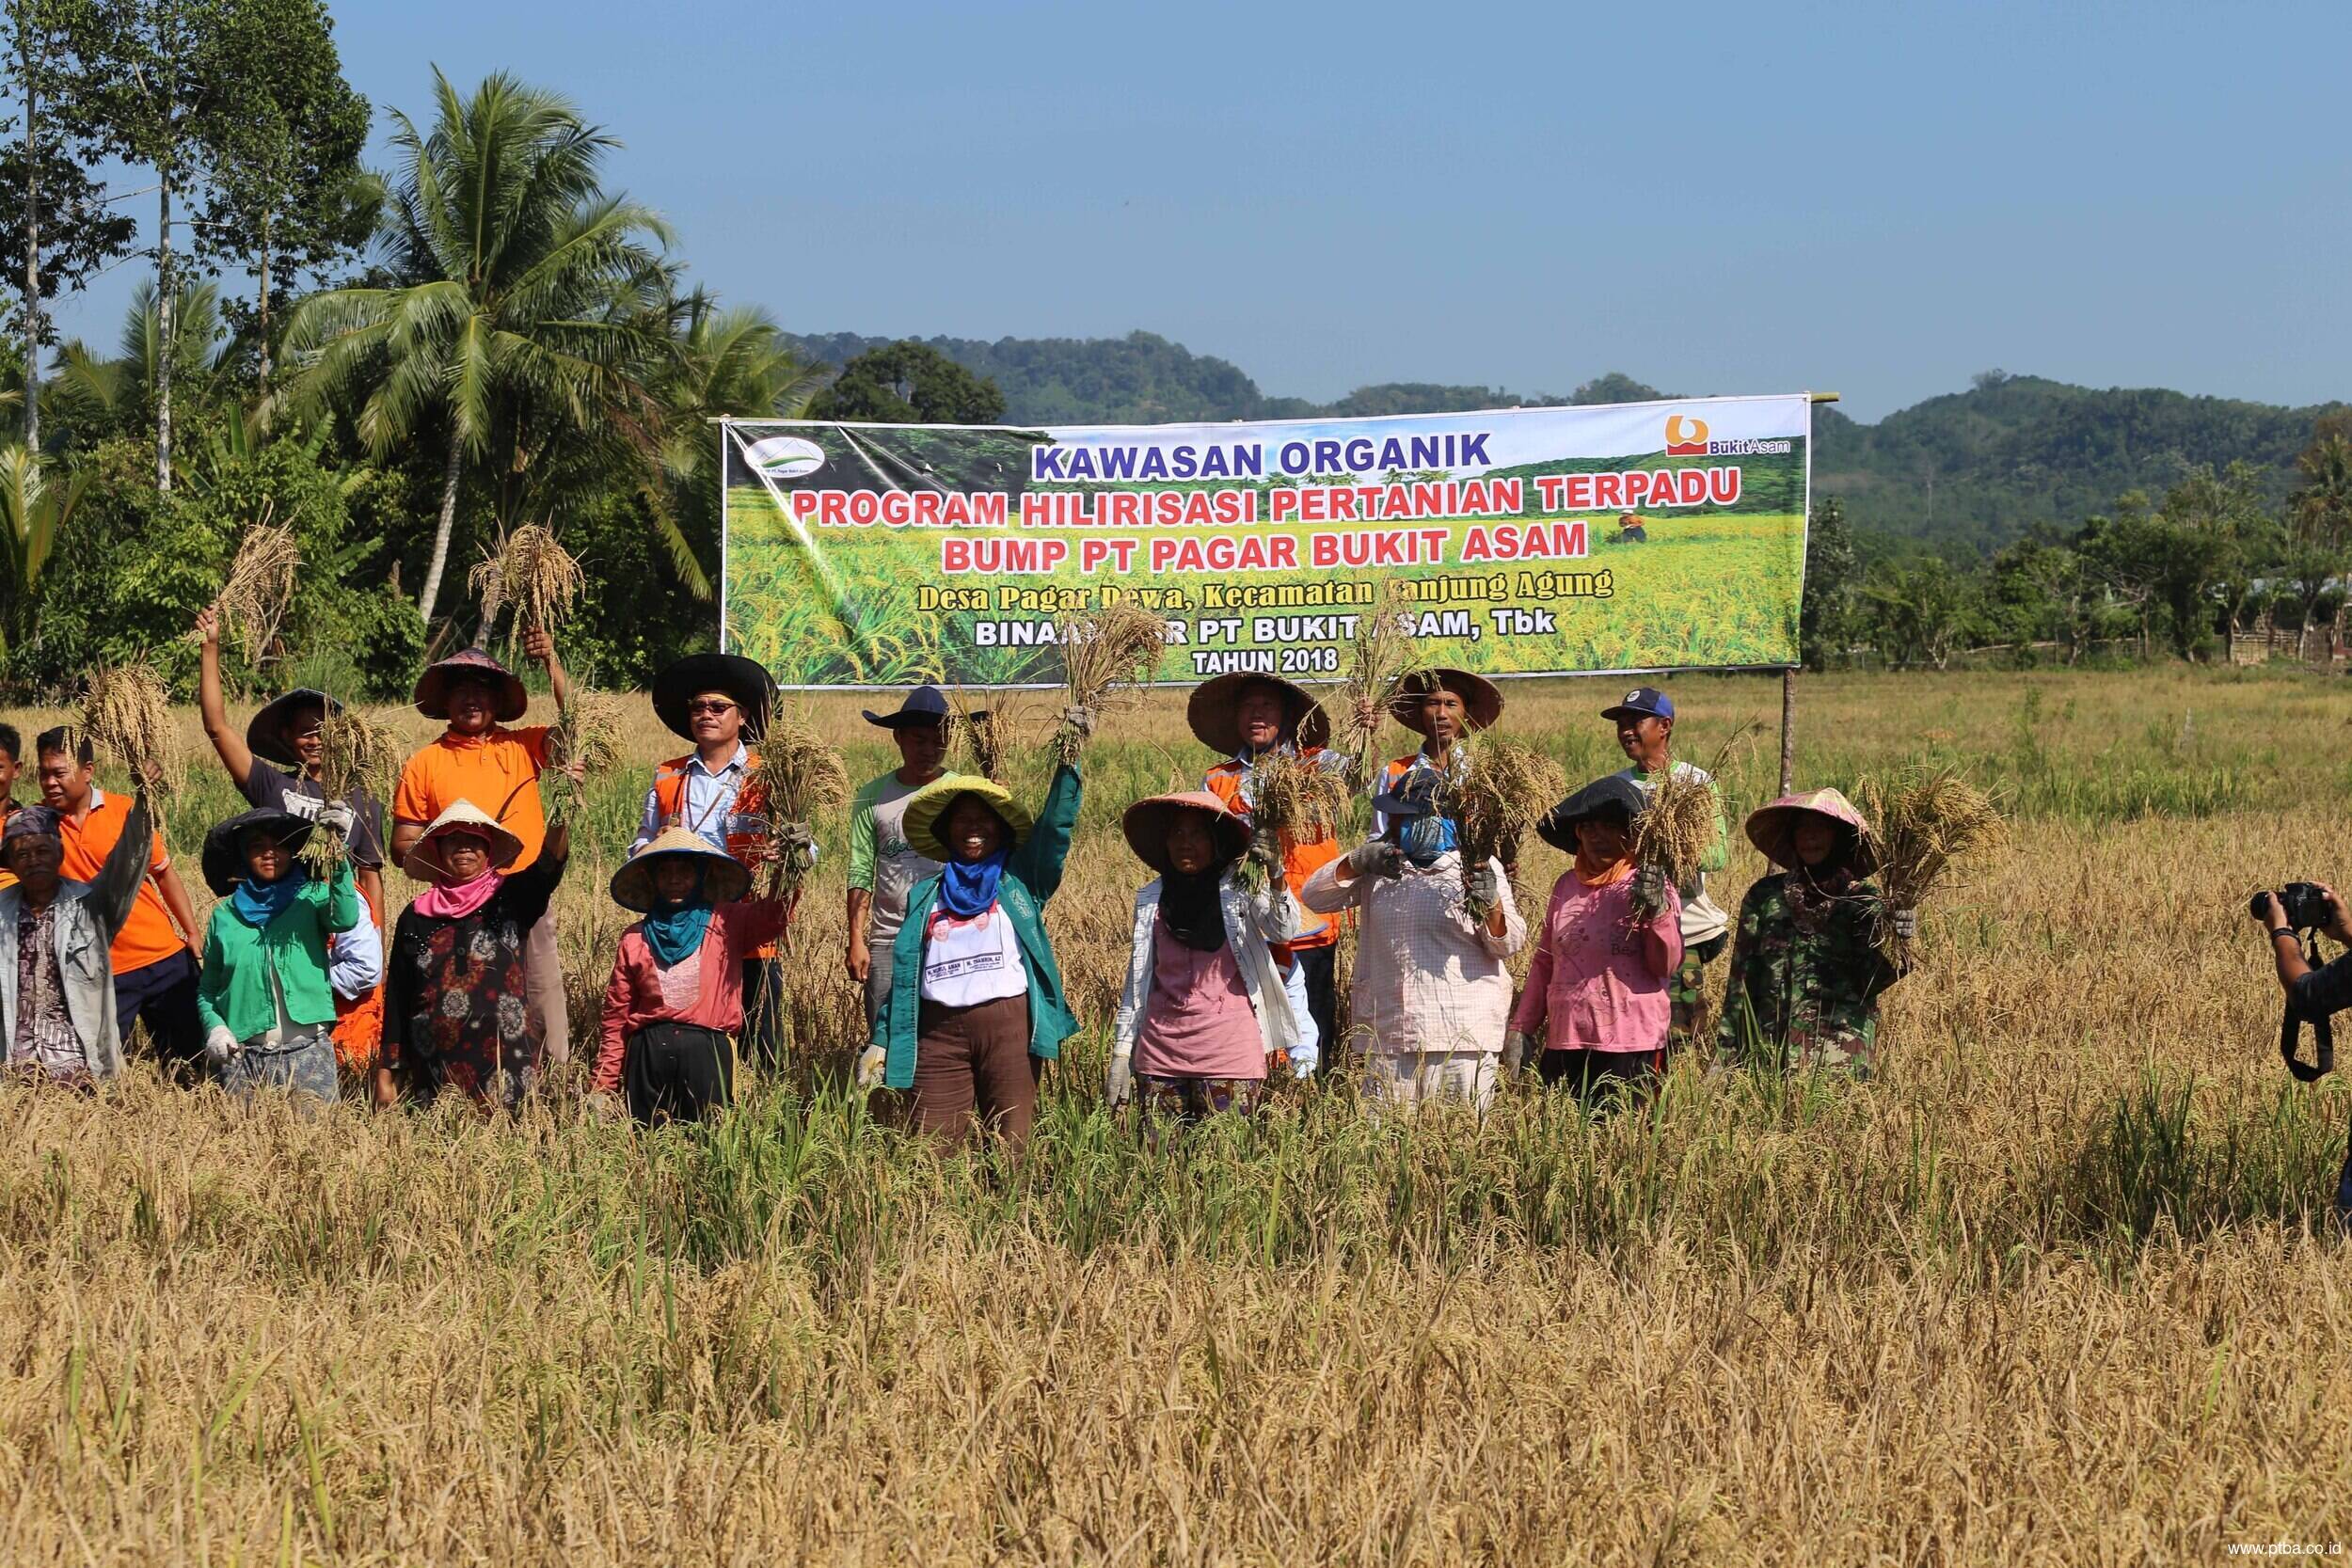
[643,863,714,968]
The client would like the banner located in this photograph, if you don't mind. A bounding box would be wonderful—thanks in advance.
[722,395,1812,688]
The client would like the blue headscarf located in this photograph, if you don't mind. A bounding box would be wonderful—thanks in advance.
[1375,763,1459,866]
[642,863,714,969]
[231,858,310,927]
[938,847,1011,919]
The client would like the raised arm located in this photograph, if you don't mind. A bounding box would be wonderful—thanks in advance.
[1009,761,1081,903]
[88,792,157,940]
[193,609,257,788]
[524,629,571,709]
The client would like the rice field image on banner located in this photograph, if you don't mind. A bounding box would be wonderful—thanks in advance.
[720,395,1813,689]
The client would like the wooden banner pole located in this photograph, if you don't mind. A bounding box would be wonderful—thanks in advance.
[1778,668,1797,796]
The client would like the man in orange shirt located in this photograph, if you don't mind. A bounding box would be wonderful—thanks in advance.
[35,728,206,1075]
[389,634,573,1061]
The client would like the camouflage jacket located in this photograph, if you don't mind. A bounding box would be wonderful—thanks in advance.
[1714,872,1906,1075]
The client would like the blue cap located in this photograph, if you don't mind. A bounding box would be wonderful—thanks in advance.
[1601,686,1673,721]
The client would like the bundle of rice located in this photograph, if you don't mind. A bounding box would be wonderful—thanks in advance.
[747,717,851,905]
[1325,578,1427,780]
[1439,738,1564,920]
[469,523,586,644]
[542,690,625,830]
[1232,747,1345,895]
[1052,601,1168,763]
[75,664,178,799]
[949,689,1021,784]
[299,705,403,873]
[1851,767,2005,959]
[1629,768,1722,901]
[214,517,302,662]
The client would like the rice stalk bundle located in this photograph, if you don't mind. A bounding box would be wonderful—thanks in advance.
[950,689,1022,784]
[1851,768,2005,960]
[75,664,178,800]
[1053,601,1169,762]
[1325,578,1428,780]
[1441,739,1564,920]
[543,690,625,830]
[1232,748,1345,895]
[469,523,585,645]
[215,518,302,662]
[1630,768,1722,900]
[749,720,851,905]
[300,705,404,873]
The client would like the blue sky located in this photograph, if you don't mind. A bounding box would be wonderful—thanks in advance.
[50,0,2352,421]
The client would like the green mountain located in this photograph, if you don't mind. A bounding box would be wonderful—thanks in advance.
[783,334,2343,551]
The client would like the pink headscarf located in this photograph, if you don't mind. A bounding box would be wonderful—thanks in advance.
[412,866,501,919]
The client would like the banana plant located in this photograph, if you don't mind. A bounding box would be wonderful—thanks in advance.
[0,444,92,658]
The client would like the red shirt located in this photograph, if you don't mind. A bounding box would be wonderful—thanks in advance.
[593,900,788,1093]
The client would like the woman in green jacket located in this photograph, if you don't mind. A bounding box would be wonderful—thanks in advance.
[196,806,361,1110]
[867,758,1082,1151]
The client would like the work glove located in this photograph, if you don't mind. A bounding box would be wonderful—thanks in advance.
[1502,1030,1534,1076]
[1632,864,1667,912]
[1891,908,1918,942]
[204,1026,241,1065]
[779,820,818,868]
[1104,1053,1135,1109]
[1061,705,1096,738]
[316,801,357,840]
[1345,840,1406,880]
[583,1090,626,1124]
[855,1043,887,1089]
[1467,863,1502,910]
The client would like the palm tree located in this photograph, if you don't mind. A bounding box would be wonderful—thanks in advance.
[45,279,231,448]
[283,69,672,624]
[0,444,91,659]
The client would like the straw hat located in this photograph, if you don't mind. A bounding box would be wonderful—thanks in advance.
[1185,673,1330,756]
[903,776,1035,863]
[413,647,528,723]
[246,689,341,768]
[610,826,750,911]
[1743,787,1879,874]
[199,808,315,895]
[403,799,524,881]
[1389,668,1502,736]
[652,652,775,742]
[1534,775,1646,854]
[1120,790,1252,875]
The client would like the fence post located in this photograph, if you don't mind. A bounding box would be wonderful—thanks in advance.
[1778,668,1796,795]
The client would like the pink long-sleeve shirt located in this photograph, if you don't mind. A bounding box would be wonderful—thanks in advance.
[1509,870,1682,1055]
[593,900,788,1092]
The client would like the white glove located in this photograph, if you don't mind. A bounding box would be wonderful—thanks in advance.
[1288,1040,1319,1080]
[204,1026,240,1064]
[855,1044,887,1089]
[584,1090,626,1124]
[1345,841,1406,879]
[1892,908,1918,942]
[1632,864,1667,911]
[316,802,357,839]
[1104,1053,1135,1109]
[1502,1030,1534,1075]
[1061,705,1096,737]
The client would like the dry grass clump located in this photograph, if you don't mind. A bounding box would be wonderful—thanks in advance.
[543,691,626,829]
[1631,768,1723,895]
[748,717,851,901]
[75,664,178,798]
[1443,739,1565,918]
[1053,601,1168,762]
[1325,578,1427,777]
[213,517,301,661]
[949,689,1022,784]
[299,705,403,873]
[469,523,586,643]
[1853,766,2006,959]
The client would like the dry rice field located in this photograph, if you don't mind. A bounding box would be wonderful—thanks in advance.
[4,665,2350,1564]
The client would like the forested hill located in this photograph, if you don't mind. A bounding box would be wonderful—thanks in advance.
[783,332,2342,551]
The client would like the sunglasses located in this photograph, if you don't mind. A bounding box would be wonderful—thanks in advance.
[687,699,738,717]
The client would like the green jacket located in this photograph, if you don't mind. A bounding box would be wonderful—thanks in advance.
[196,862,361,1043]
[876,762,1081,1089]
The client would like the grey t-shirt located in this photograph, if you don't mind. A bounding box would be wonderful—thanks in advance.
[850,771,954,951]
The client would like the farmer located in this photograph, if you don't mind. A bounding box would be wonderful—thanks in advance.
[1715,788,1915,1077]
[0,793,157,1085]
[36,728,206,1077]
[1504,777,1682,1106]
[194,807,360,1112]
[1605,685,1729,1053]
[2249,884,2352,1221]
[388,634,574,1063]
[593,827,792,1126]
[1371,669,1502,839]
[1607,513,1648,545]
[380,784,578,1113]
[1193,673,1350,1075]
[634,652,784,1066]
[868,736,1087,1151]
[0,722,22,890]
[1302,763,1524,1115]
[1104,792,1304,1132]
[847,686,963,1028]
[195,607,389,1085]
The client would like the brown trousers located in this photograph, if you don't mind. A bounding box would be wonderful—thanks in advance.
[909,993,1038,1150]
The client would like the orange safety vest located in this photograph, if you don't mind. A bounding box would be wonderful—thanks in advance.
[649,751,776,958]
[1203,749,1342,952]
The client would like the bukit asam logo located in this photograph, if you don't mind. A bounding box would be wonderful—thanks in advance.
[1665,413,1792,459]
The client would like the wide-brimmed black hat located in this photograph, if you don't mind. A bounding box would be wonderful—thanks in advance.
[653,653,774,742]
[414,647,528,723]
[246,689,342,768]
[200,808,314,895]
[1389,668,1503,736]
[1534,775,1646,854]
[1185,673,1331,756]
[861,684,956,731]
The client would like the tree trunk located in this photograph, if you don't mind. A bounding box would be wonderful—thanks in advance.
[255,208,272,390]
[155,176,173,493]
[21,24,39,452]
[416,433,463,623]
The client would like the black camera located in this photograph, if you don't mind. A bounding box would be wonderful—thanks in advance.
[2251,881,2334,931]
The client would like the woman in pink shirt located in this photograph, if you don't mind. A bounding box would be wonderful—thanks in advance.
[593,828,788,1125]
[1506,776,1681,1108]
[1104,792,1304,1136]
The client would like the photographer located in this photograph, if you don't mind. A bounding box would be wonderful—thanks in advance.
[2250,881,2352,1221]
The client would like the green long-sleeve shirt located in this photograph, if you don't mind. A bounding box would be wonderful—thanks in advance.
[196,862,361,1042]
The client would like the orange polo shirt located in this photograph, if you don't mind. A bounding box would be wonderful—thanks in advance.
[56,786,182,974]
[391,726,553,870]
